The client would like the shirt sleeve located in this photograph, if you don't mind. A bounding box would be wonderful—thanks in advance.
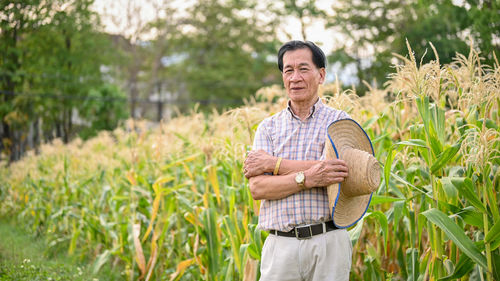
[340,111,351,120]
[252,121,274,155]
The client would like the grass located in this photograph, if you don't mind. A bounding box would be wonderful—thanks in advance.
[0,219,121,281]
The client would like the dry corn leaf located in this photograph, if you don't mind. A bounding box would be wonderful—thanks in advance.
[133,222,146,277]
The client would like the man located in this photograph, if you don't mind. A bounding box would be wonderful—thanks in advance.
[244,40,352,281]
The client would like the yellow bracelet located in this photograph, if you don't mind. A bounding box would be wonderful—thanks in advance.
[273,157,282,175]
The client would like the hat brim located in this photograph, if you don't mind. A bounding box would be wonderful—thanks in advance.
[325,119,376,229]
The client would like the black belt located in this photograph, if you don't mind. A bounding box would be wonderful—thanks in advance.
[269,221,338,239]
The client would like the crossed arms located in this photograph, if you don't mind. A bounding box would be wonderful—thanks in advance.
[244,150,348,200]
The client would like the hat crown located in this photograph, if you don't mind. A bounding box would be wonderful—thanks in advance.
[340,148,380,197]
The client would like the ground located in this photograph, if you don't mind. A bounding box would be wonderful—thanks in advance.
[0,219,120,281]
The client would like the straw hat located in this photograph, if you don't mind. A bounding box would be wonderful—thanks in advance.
[325,119,381,229]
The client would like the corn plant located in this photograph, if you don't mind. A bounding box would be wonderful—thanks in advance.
[0,43,498,281]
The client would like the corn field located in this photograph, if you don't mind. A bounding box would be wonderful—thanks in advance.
[1,44,499,281]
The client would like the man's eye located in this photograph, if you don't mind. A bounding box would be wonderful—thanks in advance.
[300,68,309,72]
[285,69,293,73]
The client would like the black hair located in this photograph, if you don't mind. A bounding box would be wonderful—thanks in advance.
[277,40,326,72]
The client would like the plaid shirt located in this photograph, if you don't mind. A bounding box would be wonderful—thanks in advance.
[252,98,349,232]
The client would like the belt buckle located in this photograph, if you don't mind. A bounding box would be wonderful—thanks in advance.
[295,225,313,239]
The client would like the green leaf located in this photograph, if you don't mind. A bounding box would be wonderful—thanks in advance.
[239,244,250,267]
[456,207,483,228]
[440,177,458,202]
[369,195,404,206]
[493,251,500,281]
[439,254,474,281]
[391,172,432,198]
[366,211,388,254]
[246,244,260,260]
[430,142,461,175]
[384,148,394,193]
[485,219,500,251]
[392,201,405,233]
[362,116,379,129]
[416,97,431,135]
[421,208,487,268]
[450,177,487,213]
[395,139,428,148]
[431,103,446,145]
[371,132,390,144]
[428,133,443,159]
[406,248,419,281]
[348,218,364,246]
[93,250,111,274]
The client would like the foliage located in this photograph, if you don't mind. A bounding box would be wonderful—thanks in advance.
[328,0,500,91]
[0,0,125,161]
[79,84,129,139]
[1,44,499,280]
[168,0,280,110]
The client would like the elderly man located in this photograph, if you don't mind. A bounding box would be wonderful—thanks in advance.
[244,40,352,281]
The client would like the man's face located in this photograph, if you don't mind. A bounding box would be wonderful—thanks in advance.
[282,48,325,104]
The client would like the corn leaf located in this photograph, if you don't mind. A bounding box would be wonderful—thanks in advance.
[169,258,195,281]
[132,222,147,277]
[421,208,487,268]
[450,177,487,213]
[395,139,428,148]
[485,219,500,251]
[348,218,364,246]
[366,211,388,254]
[369,195,405,206]
[456,207,483,228]
[208,165,221,205]
[430,143,461,175]
[92,249,111,275]
[384,148,394,193]
[438,253,474,281]
[406,248,419,281]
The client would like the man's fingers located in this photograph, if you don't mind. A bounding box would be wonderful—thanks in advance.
[335,165,349,173]
[332,177,345,183]
[325,159,348,166]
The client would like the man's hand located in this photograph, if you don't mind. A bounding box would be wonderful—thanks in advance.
[244,150,276,178]
[303,159,349,188]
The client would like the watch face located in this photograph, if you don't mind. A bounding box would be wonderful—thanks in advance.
[295,172,305,183]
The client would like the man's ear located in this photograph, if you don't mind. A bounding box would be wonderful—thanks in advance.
[319,68,326,84]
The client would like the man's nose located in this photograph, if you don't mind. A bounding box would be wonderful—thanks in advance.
[289,70,301,81]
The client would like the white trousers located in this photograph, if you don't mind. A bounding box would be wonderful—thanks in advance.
[259,229,352,281]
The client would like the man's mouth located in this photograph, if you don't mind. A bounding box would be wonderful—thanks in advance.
[291,87,304,91]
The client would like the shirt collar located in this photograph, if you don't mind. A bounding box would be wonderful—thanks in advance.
[287,98,324,120]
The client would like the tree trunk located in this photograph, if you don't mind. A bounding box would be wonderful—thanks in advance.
[34,117,40,154]
[56,120,63,139]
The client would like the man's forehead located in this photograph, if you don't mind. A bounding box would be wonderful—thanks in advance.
[283,62,311,68]
[283,49,314,67]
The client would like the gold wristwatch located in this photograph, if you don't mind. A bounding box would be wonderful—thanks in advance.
[295,171,305,190]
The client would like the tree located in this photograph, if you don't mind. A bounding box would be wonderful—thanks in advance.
[328,0,499,92]
[27,0,114,142]
[169,0,280,111]
[79,84,128,139]
[273,0,327,41]
[0,0,48,161]
[0,0,122,161]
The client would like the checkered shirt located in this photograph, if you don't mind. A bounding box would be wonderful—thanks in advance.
[252,98,349,232]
